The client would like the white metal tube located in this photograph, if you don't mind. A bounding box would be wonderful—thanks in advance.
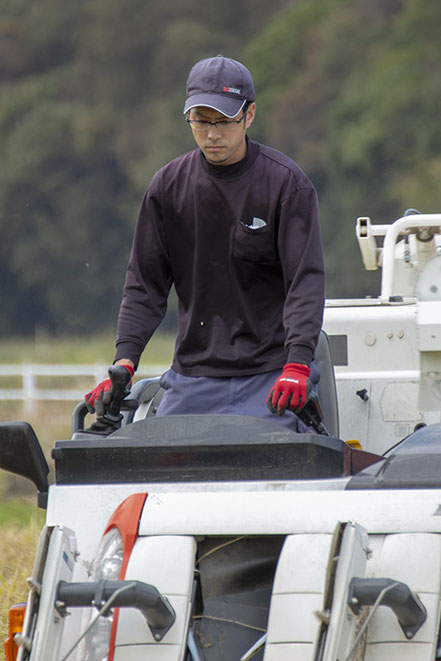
[369,224,394,236]
[380,214,441,300]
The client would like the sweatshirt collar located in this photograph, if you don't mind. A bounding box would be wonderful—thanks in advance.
[199,137,260,180]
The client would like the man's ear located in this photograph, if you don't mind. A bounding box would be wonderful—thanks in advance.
[245,102,256,130]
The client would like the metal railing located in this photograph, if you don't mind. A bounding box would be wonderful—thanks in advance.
[0,363,170,413]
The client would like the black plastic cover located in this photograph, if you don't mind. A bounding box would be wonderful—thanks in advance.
[0,421,49,493]
[52,414,378,485]
[347,423,441,490]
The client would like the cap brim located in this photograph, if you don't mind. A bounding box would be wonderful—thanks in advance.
[183,93,246,118]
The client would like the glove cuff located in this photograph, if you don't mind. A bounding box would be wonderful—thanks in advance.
[115,363,135,377]
[284,362,310,377]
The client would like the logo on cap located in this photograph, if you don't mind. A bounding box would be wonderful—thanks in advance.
[223,85,241,95]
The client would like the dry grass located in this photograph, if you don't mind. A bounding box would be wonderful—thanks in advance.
[0,506,45,651]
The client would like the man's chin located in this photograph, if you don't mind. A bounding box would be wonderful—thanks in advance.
[205,148,224,158]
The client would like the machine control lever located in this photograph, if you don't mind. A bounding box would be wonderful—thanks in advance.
[297,391,330,436]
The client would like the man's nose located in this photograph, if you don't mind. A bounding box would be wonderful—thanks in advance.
[207,123,222,138]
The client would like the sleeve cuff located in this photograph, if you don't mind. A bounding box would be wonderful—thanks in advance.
[114,341,144,370]
[287,344,314,366]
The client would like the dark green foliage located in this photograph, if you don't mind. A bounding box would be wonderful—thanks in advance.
[1,0,440,334]
[247,0,441,296]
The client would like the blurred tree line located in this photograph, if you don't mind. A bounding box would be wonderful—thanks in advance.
[1,0,441,336]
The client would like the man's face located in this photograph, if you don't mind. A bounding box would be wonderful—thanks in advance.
[188,103,256,166]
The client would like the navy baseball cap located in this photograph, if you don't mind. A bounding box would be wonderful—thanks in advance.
[183,55,255,118]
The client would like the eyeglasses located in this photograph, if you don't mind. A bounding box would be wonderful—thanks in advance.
[186,113,247,132]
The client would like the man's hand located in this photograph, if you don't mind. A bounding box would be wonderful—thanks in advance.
[266,363,311,416]
[85,363,135,413]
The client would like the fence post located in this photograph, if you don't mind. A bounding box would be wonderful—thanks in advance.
[23,365,36,415]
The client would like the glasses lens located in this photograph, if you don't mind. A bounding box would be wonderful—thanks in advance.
[218,121,237,132]
[190,121,209,131]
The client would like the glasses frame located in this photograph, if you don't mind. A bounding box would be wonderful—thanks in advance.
[186,109,248,132]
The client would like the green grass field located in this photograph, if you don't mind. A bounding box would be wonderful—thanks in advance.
[0,330,175,365]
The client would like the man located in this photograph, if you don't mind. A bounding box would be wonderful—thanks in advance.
[86,55,325,431]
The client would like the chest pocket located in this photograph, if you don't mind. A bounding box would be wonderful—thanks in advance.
[232,220,276,264]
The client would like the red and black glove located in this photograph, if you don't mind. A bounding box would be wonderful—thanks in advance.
[266,363,311,416]
[85,364,135,413]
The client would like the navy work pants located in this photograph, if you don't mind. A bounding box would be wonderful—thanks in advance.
[155,364,320,433]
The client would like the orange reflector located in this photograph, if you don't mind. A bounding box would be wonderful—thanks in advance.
[346,439,363,450]
[4,603,26,661]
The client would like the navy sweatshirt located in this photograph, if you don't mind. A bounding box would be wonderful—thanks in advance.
[115,139,325,376]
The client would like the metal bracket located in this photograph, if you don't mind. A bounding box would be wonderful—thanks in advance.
[348,577,427,639]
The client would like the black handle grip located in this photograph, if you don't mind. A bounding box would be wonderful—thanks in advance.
[297,391,330,436]
[72,398,138,434]
[107,365,132,417]
[72,402,89,433]
[73,366,136,435]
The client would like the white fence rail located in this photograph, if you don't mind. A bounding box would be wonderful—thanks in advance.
[0,364,170,413]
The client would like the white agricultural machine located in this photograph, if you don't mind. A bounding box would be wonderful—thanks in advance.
[3,210,441,660]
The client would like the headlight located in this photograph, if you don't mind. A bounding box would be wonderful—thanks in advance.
[91,527,124,581]
[77,527,123,661]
